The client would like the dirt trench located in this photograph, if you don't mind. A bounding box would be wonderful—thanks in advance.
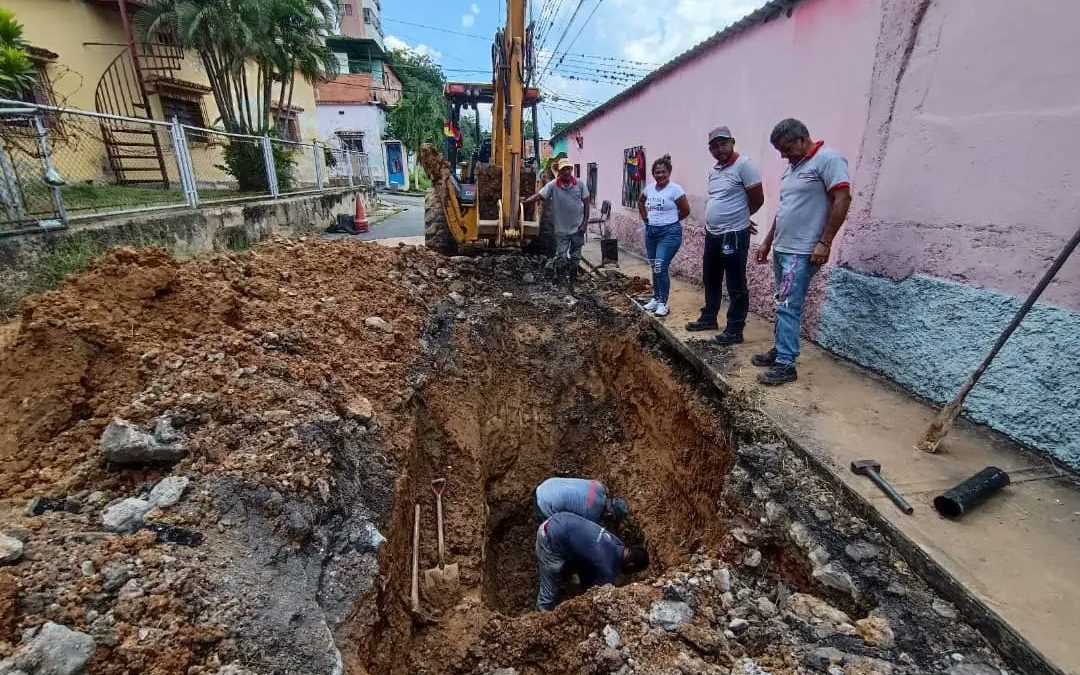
[337,301,735,674]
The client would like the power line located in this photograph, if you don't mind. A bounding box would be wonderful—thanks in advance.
[552,0,605,72]
[538,0,589,81]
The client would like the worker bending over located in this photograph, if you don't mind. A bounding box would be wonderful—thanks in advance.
[536,512,649,611]
[534,477,629,522]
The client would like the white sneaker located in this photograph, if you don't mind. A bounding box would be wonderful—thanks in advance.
[643,298,659,311]
[653,302,670,317]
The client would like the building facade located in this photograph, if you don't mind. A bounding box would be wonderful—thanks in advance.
[3,0,322,188]
[316,0,401,187]
[557,0,1080,469]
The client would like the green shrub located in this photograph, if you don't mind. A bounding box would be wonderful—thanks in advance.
[218,140,297,192]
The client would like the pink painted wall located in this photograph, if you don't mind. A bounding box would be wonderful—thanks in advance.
[841,0,1080,311]
[567,0,882,325]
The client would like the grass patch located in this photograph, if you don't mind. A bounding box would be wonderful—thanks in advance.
[31,234,109,290]
[19,183,243,215]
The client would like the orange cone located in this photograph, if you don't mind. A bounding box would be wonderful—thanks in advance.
[354,194,370,234]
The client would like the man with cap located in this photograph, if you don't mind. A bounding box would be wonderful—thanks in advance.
[686,126,764,340]
[534,477,629,522]
[535,511,649,611]
[754,118,851,385]
[522,158,590,287]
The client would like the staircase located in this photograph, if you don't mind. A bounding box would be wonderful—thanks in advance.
[93,36,183,186]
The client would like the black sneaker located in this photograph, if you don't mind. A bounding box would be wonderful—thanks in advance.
[758,363,797,385]
[713,331,743,345]
[751,348,777,367]
[686,318,719,332]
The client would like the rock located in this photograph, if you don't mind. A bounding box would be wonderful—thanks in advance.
[522,272,536,283]
[755,597,778,618]
[845,540,881,562]
[25,496,67,516]
[364,316,394,334]
[102,498,152,533]
[789,521,813,549]
[728,618,750,634]
[602,624,621,649]
[813,562,858,598]
[0,622,95,675]
[502,292,513,298]
[856,611,896,649]
[0,533,24,565]
[153,416,182,444]
[743,549,762,567]
[764,501,786,523]
[648,600,693,631]
[715,568,732,591]
[787,593,852,625]
[100,419,185,464]
[731,657,772,675]
[148,476,190,509]
[346,395,375,422]
[435,267,455,279]
[218,665,257,675]
[448,292,466,307]
[86,491,106,506]
[932,599,958,620]
[814,508,833,522]
[81,561,94,577]
[809,546,831,567]
[946,665,1000,675]
[805,646,847,670]
[100,562,133,592]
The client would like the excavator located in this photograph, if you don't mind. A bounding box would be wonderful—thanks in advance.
[419,0,554,256]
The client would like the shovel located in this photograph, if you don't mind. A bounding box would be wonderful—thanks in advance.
[423,478,460,596]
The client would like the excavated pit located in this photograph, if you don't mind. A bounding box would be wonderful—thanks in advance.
[340,303,742,674]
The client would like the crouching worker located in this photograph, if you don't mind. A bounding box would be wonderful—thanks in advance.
[536,512,649,611]
[534,477,629,522]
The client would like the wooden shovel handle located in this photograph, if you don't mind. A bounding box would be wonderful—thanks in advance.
[410,504,420,612]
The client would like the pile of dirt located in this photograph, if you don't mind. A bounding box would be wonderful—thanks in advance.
[0,238,1013,675]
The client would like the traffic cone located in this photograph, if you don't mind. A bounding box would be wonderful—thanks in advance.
[354,193,370,234]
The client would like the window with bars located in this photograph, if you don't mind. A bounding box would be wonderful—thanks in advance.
[343,4,354,16]
[622,146,645,207]
[586,162,598,200]
[18,63,53,107]
[162,96,208,141]
[337,132,364,154]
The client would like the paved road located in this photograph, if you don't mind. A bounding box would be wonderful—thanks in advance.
[358,193,425,241]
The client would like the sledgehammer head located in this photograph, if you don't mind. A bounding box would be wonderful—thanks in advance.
[850,459,881,475]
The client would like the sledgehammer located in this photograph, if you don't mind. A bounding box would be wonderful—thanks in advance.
[850,460,914,514]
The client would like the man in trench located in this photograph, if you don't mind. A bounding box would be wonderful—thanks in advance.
[522,158,590,287]
[535,511,649,611]
[534,477,629,522]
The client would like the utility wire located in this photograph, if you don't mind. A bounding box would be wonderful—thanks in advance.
[537,0,589,81]
[551,0,605,73]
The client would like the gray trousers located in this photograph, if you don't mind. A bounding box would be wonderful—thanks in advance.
[555,232,585,269]
[535,524,565,611]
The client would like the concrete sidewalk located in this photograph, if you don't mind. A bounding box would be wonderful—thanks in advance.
[581,238,1080,675]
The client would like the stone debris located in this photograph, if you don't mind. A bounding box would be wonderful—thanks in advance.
[845,540,881,562]
[148,476,190,509]
[364,316,394,333]
[101,498,152,533]
[0,622,95,675]
[448,292,466,307]
[856,611,896,649]
[731,657,772,675]
[805,646,847,670]
[100,418,186,464]
[602,624,621,649]
[813,562,858,598]
[743,548,763,567]
[648,600,693,631]
[0,532,24,565]
[932,599,959,620]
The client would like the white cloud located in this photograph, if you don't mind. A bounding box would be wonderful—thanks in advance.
[611,0,766,63]
[384,34,443,61]
[461,13,476,27]
[471,2,481,14]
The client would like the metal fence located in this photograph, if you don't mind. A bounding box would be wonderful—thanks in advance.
[0,98,361,233]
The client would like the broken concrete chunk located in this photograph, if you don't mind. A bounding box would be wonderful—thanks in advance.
[102,498,152,533]
[602,624,621,649]
[715,567,732,592]
[813,562,858,598]
[787,593,852,625]
[149,476,190,509]
[0,533,24,565]
[805,646,847,670]
[100,418,186,465]
[153,416,183,445]
[728,618,750,634]
[364,316,394,333]
[743,549,762,567]
[647,600,693,631]
[845,540,881,562]
[0,622,95,675]
[755,596,778,618]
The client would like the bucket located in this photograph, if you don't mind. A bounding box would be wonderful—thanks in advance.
[600,238,619,264]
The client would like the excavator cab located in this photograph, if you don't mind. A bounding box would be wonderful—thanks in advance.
[420,0,554,256]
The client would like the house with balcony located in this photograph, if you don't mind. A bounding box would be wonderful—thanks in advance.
[3,0,321,190]
[315,0,401,187]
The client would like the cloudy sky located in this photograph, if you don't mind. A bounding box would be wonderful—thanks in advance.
[381,0,767,135]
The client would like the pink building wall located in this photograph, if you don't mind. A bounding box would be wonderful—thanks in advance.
[567,0,881,325]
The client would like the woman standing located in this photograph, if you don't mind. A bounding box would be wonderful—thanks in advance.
[637,155,691,317]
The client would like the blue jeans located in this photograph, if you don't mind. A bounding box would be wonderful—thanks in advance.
[535,524,564,611]
[644,223,683,303]
[771,252,819,365]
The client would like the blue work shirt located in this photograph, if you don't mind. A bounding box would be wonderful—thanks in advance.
[535,477,608,521]
[543,512,624,589]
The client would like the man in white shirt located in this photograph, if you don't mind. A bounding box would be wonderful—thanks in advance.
[686,126,764,341]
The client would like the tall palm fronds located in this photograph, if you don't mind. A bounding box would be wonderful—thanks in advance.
[0,9,35,99]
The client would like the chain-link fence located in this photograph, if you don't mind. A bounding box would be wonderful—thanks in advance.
[0,98,359,233]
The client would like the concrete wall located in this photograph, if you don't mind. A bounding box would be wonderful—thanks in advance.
[0,190,362,316]
[315,105,388,185]
[564,0,1080,469]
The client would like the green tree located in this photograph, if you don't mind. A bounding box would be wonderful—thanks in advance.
[385,49,447,186]
[0,9,34,99]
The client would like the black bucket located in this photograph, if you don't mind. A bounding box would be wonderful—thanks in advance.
[933,466,1011,519]
[600,238,619,264]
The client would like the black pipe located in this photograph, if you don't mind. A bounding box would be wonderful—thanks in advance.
[933,467,1011,519]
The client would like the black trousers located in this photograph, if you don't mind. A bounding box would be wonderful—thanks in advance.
[701,228,751,333]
